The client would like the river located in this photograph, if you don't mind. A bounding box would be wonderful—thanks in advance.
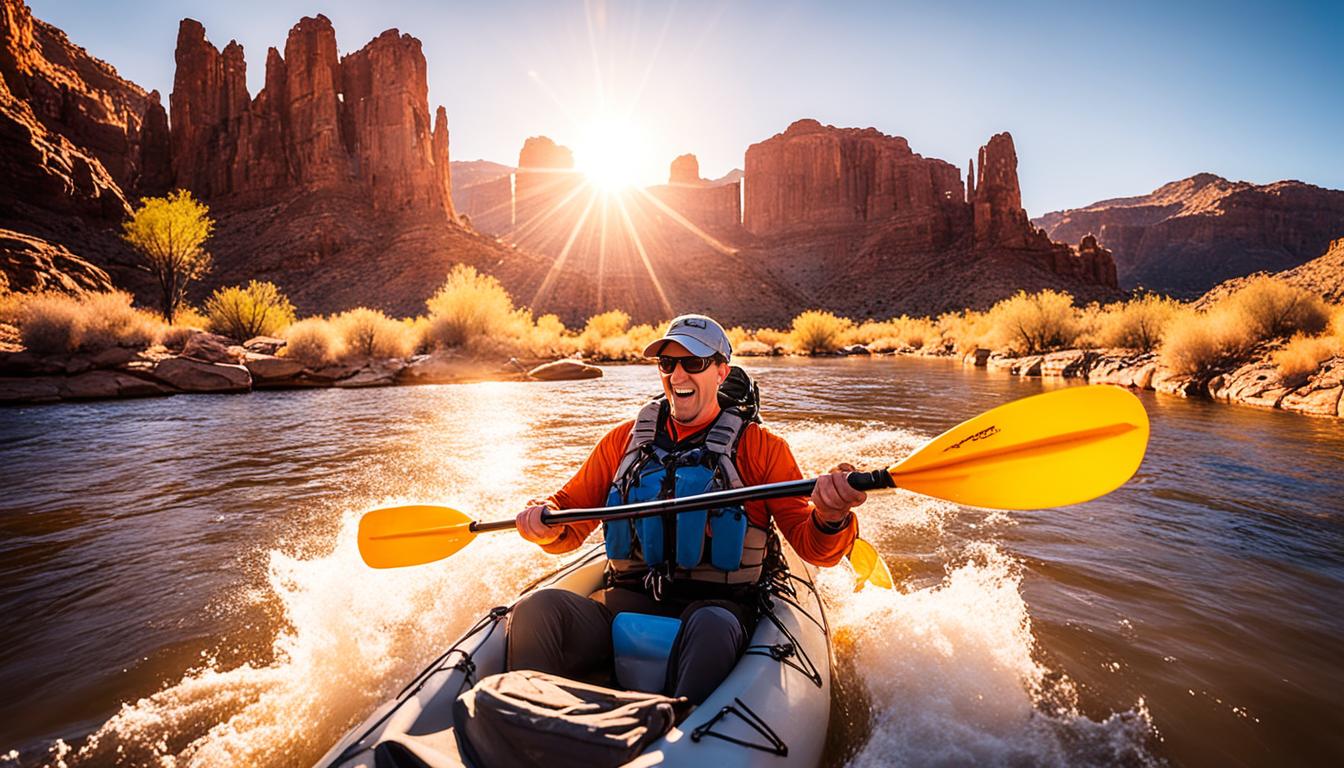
[1,357,1341,766]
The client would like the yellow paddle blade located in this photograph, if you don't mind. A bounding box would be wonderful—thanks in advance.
[888,385,1149,510]
[357,505,477,569]
[848,537,895,591]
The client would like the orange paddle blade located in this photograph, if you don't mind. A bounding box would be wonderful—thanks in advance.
[357,505,478,569]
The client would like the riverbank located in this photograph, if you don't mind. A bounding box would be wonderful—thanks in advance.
[0,331,602,405]
[4,331,1341,420]
[955,344,1344,419]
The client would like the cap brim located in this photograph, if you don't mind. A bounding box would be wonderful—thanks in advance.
[643,334,718,358]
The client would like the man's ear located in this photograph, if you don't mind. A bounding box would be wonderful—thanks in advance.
[717,363,730,385]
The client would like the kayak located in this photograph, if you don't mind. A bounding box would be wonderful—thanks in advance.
[316,536,833,767]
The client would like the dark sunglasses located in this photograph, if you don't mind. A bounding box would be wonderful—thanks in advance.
[657,355,717,374]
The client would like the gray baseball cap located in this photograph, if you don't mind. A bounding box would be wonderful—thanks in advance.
[642,314,732,361]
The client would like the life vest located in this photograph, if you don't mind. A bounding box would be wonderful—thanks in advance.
[602,399,769,593]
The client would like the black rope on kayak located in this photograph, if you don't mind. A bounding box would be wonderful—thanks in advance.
[744,606,823,688]
[690,697,788,756]
[327,605,510,766]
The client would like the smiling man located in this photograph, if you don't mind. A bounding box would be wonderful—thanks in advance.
[507,313,867,704]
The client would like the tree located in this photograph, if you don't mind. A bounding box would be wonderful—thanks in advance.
[122,190,214,323]
[205,281,297,341]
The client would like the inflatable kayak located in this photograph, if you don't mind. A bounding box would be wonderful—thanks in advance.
[316,536,833,767]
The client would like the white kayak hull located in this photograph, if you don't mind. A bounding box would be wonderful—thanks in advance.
[317,538,833,767]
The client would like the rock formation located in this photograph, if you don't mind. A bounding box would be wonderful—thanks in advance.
[647,153,741,229]
[1198,237,1344,306]
[743,119,964,237]
[670,154,701,185]
[1034,173,1344,295]
[168,16,454,216]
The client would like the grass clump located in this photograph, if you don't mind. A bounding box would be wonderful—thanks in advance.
[1091,294,1183,352]
[790,310,852,354]
[282,317,345,367]
[331,307,418,359]
[205,280,296,342]
[1272,333,1341,386]
[13,290,158,354]
[1219,276,1330,339]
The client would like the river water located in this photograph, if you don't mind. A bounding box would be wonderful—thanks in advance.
[1,357,1341,767]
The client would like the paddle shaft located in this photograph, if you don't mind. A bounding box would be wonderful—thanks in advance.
[467,468,896,534]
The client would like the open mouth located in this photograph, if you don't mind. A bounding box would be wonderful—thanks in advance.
[672,386,696,401]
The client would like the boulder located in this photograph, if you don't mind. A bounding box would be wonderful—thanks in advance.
[60,370,174,400]
[1209,359,1292,409]
[528,359,603,381]
[986,354,1015,374]
[1014,356,1043,377]
[841,344,871,356]
[1151,369,1203,397]
[0,376,62,404]
[1087,353,1158,389]
[963,348,991,367]
[244,335,287,354]
[334,359,406,388]
[150,356,251,392]
[1040,350,1095,378]
[245,355,306,387]
[181,332,243,364]
[1279,358,1344,417]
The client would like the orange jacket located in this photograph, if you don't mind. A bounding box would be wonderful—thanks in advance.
[541,417,857,567]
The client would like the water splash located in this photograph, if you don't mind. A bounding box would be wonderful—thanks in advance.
[41,504,549,768]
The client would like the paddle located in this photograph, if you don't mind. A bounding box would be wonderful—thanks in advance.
[358,385,1149,584]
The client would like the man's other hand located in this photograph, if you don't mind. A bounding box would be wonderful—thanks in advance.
[812,462,867,524]
[516,500,563,545]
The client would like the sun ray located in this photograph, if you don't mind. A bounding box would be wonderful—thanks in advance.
[509,172,590,244]
[597,190,610,311]
[632,186,738,256]
[613,192,674,318]
[530,186,600,310]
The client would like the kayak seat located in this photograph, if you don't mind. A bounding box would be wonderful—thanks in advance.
[611,613,681,693]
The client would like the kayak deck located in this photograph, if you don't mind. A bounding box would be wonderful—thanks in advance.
[317,539,833,767]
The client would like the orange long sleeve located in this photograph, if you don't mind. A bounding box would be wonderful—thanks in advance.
[541,418,858,566]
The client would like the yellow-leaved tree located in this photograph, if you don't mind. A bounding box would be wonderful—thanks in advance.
[122,190,215,323]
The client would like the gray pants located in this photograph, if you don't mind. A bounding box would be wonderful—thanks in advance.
[506,586,748,704]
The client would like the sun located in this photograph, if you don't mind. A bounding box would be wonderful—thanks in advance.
[574,115,644,192]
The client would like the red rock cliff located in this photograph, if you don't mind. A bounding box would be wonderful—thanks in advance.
[168,15,454,218]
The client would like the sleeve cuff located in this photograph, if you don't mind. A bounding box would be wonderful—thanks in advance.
[811,509,852,535]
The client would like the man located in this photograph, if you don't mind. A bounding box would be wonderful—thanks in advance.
[508,314,867,704]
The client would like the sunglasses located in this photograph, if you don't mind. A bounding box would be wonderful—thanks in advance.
[657,355,718,374]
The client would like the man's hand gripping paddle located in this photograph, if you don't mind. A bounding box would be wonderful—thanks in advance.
[357,386,1150,590]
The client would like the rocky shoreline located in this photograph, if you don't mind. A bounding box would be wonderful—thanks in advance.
[958,346,1343,419]
[0,332,602,405]
[4,332,1341,420]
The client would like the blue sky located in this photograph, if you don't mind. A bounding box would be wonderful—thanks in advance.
[28,0,1344,214]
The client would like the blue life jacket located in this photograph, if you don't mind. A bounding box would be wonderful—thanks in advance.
[602,400,769,592]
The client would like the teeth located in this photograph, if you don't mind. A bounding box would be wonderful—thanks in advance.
[674,388,694,396]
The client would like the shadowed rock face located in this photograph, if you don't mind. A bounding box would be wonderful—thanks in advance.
[1035,174,1344,295]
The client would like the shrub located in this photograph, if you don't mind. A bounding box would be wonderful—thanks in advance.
[282,317,344,367]
[331,307,417,359]
[937,309,994,355]
[16,290,157,354]
[1219,276,1330,340]
[579,310,631,356]
[424,264,518,349]
[1093,294,1183,351]
[1159,309,1254,375]
[1273,333,1341,386]
[790,310,852,354]
[205,281,296,341]
[17,292,83,354]
[735,339,772,356]
[80,291,157,350]
[985,290,1080,355]
[753,327,790,349]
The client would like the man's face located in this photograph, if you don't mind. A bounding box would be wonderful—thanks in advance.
[657,341,729,424]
